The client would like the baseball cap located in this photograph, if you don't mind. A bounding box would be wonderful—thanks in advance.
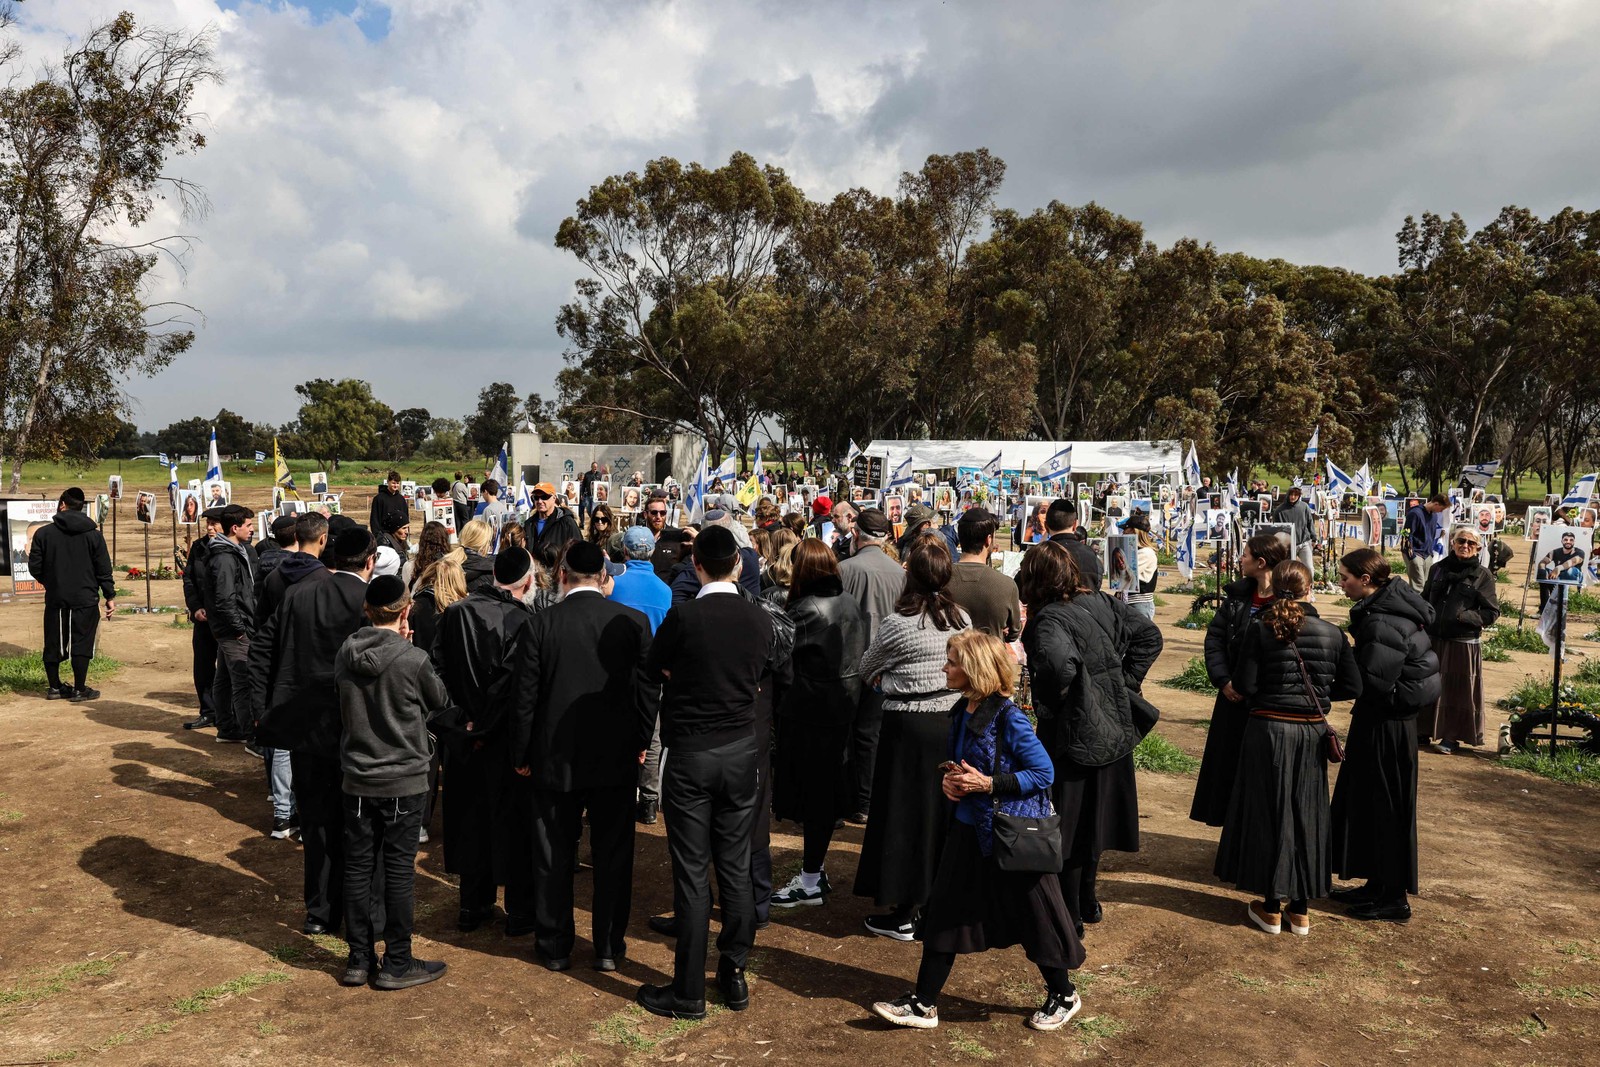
[532,481,556,498]
[622,526,655,556]
[856,508,892,538]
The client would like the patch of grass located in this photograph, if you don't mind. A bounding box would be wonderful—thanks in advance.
[113,586,135,599]
[1152,594,1168,607]
[1555,939,1600,963]
[257,1021,281,1036]
[0,808,22,823]
[1333,596,1354,607]
[1486,626,1550,656]
[1498,675,1600,711]
[1483,645,1512,663]
[43,1052,78,1062]
[1573,658,1600,685]
[306,933,347,955]
[1176,607,1215,629]
[1075,1014,1126,1043]
[1499,747,1600,786]
[1230,972,1270,990]
[1499,598,1526,620]
[1512,1016,1549,1038]
[550,1055,587,1067]
[171,971,289,1015]
[948,1036,996,1060]
[1552,984,1598,1001]
[1133,732,1200,774]
[1121,984,1161,1000]
[1568,590,1600,615]
[1159,656,1217,694]
[0,652,122,695]
[593,1006,657,1052]
[1496,569,1512,584]
[999,976,1044,1002]
[0,956,120,1006]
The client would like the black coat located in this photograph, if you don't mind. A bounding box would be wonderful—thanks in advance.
[1024,592,1160,767]
[182,537,211,616]
[203,536,259,640]
[431,585,535,747]
[1203,577,1261,688]
[462,548,496,593]
[778,576,868,724]
[27,509,114,608]
[1422,553,1499,640]
[506,591,659,790]
[251,571,369,757]
[368,486,409,540]
[1047,529,1103,588]
[1349,579,1441,714]
[524,506,581,568]
[1233,607,1362,715]
[256,551,326,628]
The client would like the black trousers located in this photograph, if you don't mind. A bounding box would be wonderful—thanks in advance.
[848,690,886,815]
[751,743,772,924]
[530,784,635,961]
[43,602,99,668]
[342,791,424,968]
[191,621,217,715]
[292,752,346,929]
[211,634,252,737]
[662,736,759,1001]
[453,503,472,535]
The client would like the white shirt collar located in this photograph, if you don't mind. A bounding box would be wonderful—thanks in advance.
[334,570,370,584]
[563,586,603,597]
[696,580,739,599]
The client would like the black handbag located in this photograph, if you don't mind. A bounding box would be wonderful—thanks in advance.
[990,710,1064,873]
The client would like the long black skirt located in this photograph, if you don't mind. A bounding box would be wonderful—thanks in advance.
[1329,708,1419,894]
[920,821,1086,971]
[1055,751,1140,864]
[772,707,851,826]
[1189,692,1249,826]
[853,708,952,908]
[1214,717,1330,903]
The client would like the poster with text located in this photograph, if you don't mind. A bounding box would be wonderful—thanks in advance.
[8,499,57,594]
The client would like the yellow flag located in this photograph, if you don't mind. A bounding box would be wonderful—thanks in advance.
[736,474,762,508]
[274,437,300,500]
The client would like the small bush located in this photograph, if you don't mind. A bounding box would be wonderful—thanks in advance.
[1177,608,1215,630]
[1573,659,1600,685]
[1133,732,1200,774]
[1487,627,1553,656]
[1499,599,1526,620]
[1499,676,1600,711]
[1160,657,1217,694]
[1500,747,1600,786]
[1568,590,1600,615]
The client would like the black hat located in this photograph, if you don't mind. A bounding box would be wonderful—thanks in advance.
[564,540,608,576]
[202,506,228,523]
[328,514,358,536]
[365,574,407,609]
[493,546,532,585]
[270,514,299,540]
[334,527,375,560]
[694,524,739,566]
[856,508,893,538]
[1121,509,1151,533]
[380,509,409,533]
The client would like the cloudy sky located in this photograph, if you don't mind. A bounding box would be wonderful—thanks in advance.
[14,0,1600,431]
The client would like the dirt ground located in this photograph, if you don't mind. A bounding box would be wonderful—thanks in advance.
[2,518,1599,1065]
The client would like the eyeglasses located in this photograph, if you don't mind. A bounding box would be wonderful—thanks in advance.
[647,509,667,517]
[1454,539,1479,548]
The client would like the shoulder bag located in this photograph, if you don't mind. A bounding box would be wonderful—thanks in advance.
[1289,643,1344,764]
[990,707,1064,872]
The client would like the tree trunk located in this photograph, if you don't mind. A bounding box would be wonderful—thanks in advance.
[6,346,56,494]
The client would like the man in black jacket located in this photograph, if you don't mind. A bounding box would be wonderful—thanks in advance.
[523,482,581,567]
[27,488,115,702]
[510,541,657,971]
[204,505,260,744]
[1046,499,1103,588]
[254,526,375,934]
[257,513,330,626]
[636,525,773,1021]
[182,509,225,729]
[578,461,602,524]
[254,514,299,607]
[369,470,409,539]
[430,547,539,933]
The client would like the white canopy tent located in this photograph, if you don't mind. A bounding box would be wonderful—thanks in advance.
[863,439,1184,477]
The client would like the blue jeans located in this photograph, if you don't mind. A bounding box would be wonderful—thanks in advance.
[266,747,295,821]
[1129,599,1156,621]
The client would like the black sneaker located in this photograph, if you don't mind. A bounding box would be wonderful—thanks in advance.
[244,740,265,759]
[863,913,916,942]
[182,714,216,730]
[216,731,248,744]
[373,958,447,990]
[872,992,938,1029]
[269,818,296,840]
[46,686,76,701]
[339,957,377,987]
[69,687,100,703]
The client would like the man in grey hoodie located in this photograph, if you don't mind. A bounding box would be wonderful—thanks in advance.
[334,574,451,990]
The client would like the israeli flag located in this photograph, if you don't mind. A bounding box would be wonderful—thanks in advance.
[1561,472,1597,508]
[752,443,765,487]
[1303,426,1320,464]
[889,455,914,488]
[980,450,1002,480]
[714,447,739,486]
[1355,462,1374,495]
[844,439,862,467]
[253,450,266,463]
[1292,474,1303,488]
[1185,443,1203,489]
[1226,468,1240,508]
[1325,458,1354,490]
[1037,444,1073,481]
[158,452,170,466]
[490,443,509,486]
[206,428,221,481]
[168,462,179,506]
[1460,460,1502,490]
[1175,521,1195,579]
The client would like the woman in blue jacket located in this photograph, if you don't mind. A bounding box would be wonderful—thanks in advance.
[871,630,1085,1034]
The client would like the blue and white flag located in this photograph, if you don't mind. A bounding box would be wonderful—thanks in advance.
[1292,474,1304,488]
[1355,462,1374,495]
[844,439,862,467]
[1303,426,1320,464]
[1037,444,1073,481]
[206,428,222,481]
[889,455,914,488]
[1185,443,1203,490]
[752,443,766,487]
[1226,468,1240,509]
[158,452,170,467]
[489,443,509,486]
[1175,521,1196,580]
[253,450,266,463]
[168,462,180,506]
[980,450,1002,480]
[713,446,739,487]
[1561,472,1597,508]
[1460,460,1502,490]
[687,445,710,523]
[1325,458,1354,491]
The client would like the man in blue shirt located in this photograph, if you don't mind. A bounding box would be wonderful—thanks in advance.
[609,524,673,825]
[1403,493,1449,592]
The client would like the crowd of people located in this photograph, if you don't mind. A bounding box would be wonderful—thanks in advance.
[22,471,1473,1030]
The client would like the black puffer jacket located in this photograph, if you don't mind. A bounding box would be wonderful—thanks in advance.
[779,576,868,724]
[204,535,259,640]
[182,537,211,618]
[1234,605,1362,716]
[1024,592,1160,767]
[525,506,581,569]
[1348,579,1440,715]
[462,547,496,593]
[1422,552,1499,640]
[27,508,115,608]
[1203,577,1261,688]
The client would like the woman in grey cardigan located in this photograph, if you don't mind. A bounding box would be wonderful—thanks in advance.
[852,535,969,941]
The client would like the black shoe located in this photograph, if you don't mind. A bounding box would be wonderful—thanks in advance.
[302,918,331,936]
[636,799,659,825]
[636,983,705,1020]
[244,740,265,759]
[1082,900,1103,924]
[182,714,216,730]
[216,731,248,744]
[457,905,498,932]
[269,817,296,840]
[1329,882,1383,906]
[339,957,377,987]
[1073,921,1085,940]
[1347,900,1412,923]
[46,686,76,701]
[69,687,100,703]
[717,958,750,1011]
[647,914,679,937]
[846,811,869,825]
[373,958,447,990]
[594,952,624,972]
[536,951,571,972]
[504,917,536,938]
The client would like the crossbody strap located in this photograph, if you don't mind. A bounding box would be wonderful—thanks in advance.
[1288,643,1329,724]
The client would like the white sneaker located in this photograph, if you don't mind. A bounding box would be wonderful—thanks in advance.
[872,992,938,1029]
[772,871,829,908]
[1027,990,1082,1032]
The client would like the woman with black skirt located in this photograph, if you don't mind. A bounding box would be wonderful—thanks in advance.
[771,540,870,908]
[854,537,969,940]
[872,630,1085,1033]
[1329,548,1439,923]
[1190,532,1290,827]
[1419,526,1498,753]
[1216,560,1361,936]
[1018,541,1159,936]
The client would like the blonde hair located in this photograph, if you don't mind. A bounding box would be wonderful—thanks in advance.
[458,518,494,555]
[418,547,467,611]
[946,629,1016,702]
[767,541,799,587]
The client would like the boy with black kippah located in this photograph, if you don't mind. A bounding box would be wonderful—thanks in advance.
[28,487,116,701]
[335,574,451,989]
